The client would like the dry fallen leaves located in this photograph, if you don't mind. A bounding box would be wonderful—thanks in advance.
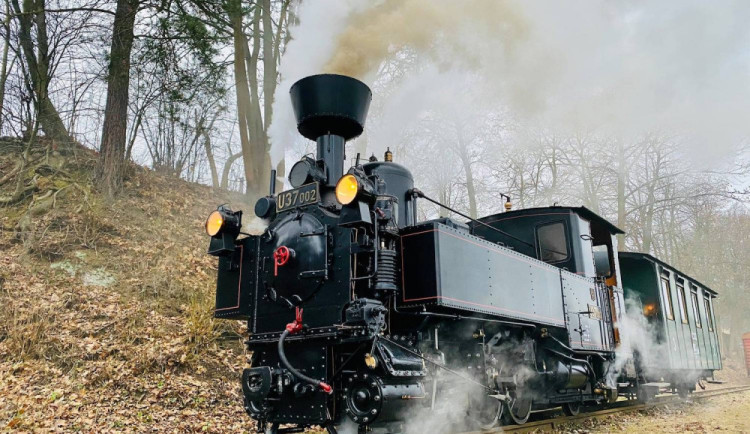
[0,146,254,432]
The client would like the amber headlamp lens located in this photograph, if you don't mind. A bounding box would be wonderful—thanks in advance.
[205,210,224,236]
[335,174,359,205]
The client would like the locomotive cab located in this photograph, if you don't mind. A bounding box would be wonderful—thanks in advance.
[471,206,624,281]
[471,206,627,346]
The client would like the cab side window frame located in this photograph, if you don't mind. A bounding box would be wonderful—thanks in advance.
[535,220,570,264]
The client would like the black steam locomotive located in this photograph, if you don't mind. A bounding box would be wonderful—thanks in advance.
[204,74,722,433]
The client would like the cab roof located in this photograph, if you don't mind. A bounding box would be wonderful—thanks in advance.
[478,206,625,235]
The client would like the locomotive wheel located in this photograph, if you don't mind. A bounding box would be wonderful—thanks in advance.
[562,401,581,416]
[501,392,532,425]
[467,393,503,429]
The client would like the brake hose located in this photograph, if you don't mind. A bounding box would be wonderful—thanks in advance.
[277,307,333,394]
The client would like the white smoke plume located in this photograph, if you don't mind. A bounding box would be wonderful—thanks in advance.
[607,297,672,386]
[268,0,374,165]
[270,0,750,167]
[399,331,540,433]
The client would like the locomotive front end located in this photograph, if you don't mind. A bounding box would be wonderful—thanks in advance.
[206,74,426,432]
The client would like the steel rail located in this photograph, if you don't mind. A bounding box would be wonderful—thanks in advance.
[462,384,750,434]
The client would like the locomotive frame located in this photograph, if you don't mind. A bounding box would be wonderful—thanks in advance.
[204,74,721,433]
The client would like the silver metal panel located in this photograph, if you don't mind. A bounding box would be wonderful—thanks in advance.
[561,274,612,351]
[426,224,568,326]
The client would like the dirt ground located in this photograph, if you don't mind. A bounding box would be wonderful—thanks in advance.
[556,359,750,434]
[556,389,750,433]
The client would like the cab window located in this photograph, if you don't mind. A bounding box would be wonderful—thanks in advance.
[537,222,568,263]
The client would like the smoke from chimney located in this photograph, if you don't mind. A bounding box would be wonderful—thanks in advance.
[270,0,750,168]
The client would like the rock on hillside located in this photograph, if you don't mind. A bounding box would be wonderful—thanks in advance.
[0,138,258,432]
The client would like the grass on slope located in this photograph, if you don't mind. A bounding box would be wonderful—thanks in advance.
[0,138,256,432]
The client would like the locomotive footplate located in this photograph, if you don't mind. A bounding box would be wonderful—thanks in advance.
[246,325,370,344]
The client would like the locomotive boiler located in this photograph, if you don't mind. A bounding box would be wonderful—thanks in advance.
[204,74,722,433]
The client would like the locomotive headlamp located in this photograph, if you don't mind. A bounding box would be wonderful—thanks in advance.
[289,156,325,188]
[205,205,243,256]
[205,206,241,237]
[205,210,224,236]
[335,174,359,205]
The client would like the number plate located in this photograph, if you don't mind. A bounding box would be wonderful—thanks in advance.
[276,183,319,212]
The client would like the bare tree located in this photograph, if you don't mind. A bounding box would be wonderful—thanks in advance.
[0,0,14,132]
[10,0,70,143]
[224,0,289,197]
[96,0,138,197]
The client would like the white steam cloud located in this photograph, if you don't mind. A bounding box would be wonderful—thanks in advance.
[607,297,670,386]
[270,0,750,166]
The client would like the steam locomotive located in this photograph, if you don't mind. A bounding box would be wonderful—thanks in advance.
[204,74,722,433]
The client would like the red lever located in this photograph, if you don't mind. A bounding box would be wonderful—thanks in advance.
[286,306,304,334]
[273,246,291,276]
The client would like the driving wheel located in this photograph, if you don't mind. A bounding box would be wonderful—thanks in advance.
[467,392,504,429]
[501,391,532,425]
[562,401,581,416]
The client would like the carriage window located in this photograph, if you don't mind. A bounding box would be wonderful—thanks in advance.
[705,298,714,331]
[537,222,568,263]
[691,291,701,328]
[660,275,675,320]
[676,280,688,324]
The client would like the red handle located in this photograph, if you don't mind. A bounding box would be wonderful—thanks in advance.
[273,246,291,276]
[285,306,304,334]
[319,382,332,394]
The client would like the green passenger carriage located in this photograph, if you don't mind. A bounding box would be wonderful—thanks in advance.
[619,252,721,395]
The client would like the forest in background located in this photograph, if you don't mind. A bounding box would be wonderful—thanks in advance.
[1,0,749,360]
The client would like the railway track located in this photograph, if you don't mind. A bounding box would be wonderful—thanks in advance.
[464,385,750,433]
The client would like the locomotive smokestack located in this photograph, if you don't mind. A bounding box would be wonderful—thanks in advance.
[290,74,372,187]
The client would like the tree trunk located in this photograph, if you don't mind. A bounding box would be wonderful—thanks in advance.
[275,159,285,192]
[641,179,657,254]
[199,112,220,189]
[616,140,626,250]
[124,110,144,162]
[263,0,286,193]
[11,0,70,144]
[202,129,219,189]
[96,0,138,198]
[227,0,257,195]
[221,152,243,190]
[245,2,270,197]
[439,186,448,218]
[262,0,275,130]
[456,139,477,218]
[225,0,287,197]
[0,0,11,132]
